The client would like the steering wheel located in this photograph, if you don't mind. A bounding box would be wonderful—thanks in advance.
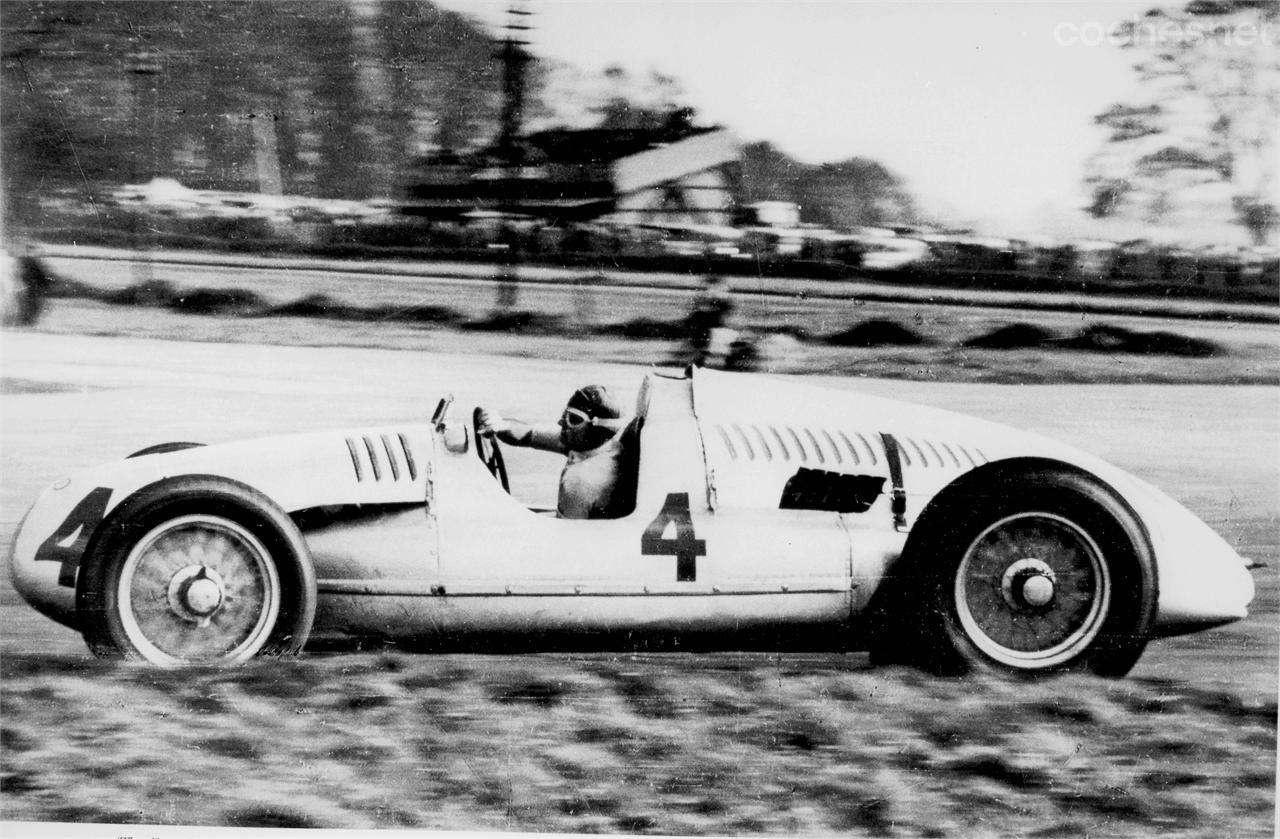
[473,407,510,493]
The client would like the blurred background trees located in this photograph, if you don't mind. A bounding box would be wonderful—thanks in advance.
[0,0,919,235]
[1,2,500,209]
[737,142,920,229]
[1084,0,1279,246]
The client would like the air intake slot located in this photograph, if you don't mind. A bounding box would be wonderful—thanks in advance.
[855,433,879,465]
[345,438,364,481]
[780,468,885,514]
[715,425,738,460]
[731,424,756,460]
[398,433,418,480]
[787,427,808,461]
[346,433,418,482]
[803,429,826,464]
[836,431,861,465]
[750,425,774,461]
[381,435,401,480]
[904,437,927,467]
[769,426,791,460]
[363,437,383,480]
[820,429,844,465]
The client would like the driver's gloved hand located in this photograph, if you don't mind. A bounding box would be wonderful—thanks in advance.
[475,407,508,437]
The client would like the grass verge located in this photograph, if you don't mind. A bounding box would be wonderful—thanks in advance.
[1,652,1273,835]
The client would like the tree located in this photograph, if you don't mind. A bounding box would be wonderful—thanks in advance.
[589,65,691,132]
[0,0,513,217]
[1084,1,1280,245]
[738,142,919,229]
[1,2,140,229]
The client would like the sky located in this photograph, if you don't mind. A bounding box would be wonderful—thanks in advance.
[434,0,1162,236]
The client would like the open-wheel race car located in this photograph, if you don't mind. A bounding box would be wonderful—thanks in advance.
[9,367,1256,675]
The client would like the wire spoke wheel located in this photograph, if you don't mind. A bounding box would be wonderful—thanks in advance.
[871,466,1154,678]
[117,514,281,664]
[954,511,1110,670]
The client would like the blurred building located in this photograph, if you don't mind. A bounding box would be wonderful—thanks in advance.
[403,125,740,227]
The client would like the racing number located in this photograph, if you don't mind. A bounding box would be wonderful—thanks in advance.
[641,492,706,582]
[34,487,112,587]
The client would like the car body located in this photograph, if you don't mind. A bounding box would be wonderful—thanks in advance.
[9,368,1255,673]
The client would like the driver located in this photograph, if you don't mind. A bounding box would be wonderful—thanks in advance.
[476,385,631,520]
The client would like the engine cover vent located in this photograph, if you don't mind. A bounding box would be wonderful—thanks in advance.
[345,434,417,482]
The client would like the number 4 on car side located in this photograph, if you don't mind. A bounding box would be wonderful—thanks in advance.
[9,368,1256,675]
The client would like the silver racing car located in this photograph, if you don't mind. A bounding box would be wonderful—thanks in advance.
[9,368,1255,675]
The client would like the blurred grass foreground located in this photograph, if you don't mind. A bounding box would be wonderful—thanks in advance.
[1,651,1275,835]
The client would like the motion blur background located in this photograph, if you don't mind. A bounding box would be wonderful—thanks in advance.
[2,0,1277,300]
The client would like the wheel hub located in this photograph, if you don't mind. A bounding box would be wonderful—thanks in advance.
[1000,558,1057,610]
[955,511,1112,669]
[116,513,285,665]
[167,565,227,621]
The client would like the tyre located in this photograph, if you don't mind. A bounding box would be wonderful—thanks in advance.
[76,476,316,665]
[871,463,1155,678]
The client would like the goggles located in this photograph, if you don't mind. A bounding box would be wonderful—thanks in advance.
[560,407,623,430]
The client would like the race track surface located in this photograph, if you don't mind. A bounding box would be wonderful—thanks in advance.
[2,330,1275,698]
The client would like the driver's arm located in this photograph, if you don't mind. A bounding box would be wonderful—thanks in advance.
[476,408,566,454]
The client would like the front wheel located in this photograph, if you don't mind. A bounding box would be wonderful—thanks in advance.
[952,510,1112,670]
[76,476,316,665]
[872,465,1155,678]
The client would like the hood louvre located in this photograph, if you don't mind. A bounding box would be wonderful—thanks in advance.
[363,437,383,481]
[380,435,401,480]
[398,433,418,480]
[345,438,365,481]
[345,434,418,483]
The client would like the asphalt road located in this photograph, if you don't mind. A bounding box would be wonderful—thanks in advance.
[1,330,1276,700]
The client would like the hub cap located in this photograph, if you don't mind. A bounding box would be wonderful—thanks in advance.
[954,512,1110,670]
[167,565,227,619]
[117,514,280,664]
[1001,558,1057,609]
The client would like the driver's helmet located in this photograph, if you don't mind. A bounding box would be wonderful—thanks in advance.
[560,384,625,451]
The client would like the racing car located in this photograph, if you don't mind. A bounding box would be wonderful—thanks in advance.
[9,367,1256,675]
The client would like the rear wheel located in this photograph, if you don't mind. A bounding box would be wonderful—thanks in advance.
[76,476,316,665]
[871,464,1154,677]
